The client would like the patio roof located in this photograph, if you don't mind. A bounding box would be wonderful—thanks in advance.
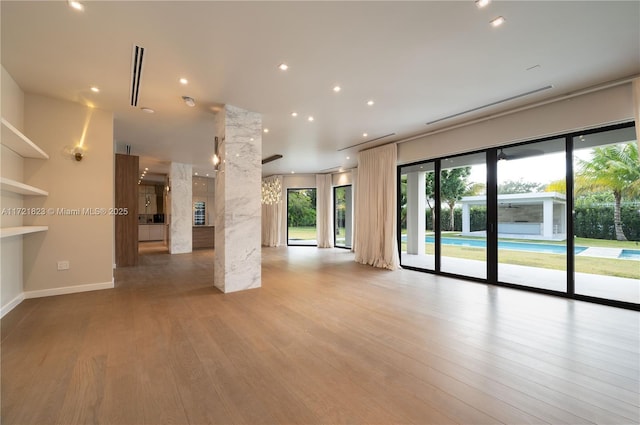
[461,192,566,205]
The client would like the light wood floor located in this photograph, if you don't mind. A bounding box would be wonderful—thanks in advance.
[2,247,639,424]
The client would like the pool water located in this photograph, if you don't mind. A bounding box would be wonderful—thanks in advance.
[619,249,640,260]
[418,236,587,255]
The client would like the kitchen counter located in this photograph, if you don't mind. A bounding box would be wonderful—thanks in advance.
[193,225,214,249]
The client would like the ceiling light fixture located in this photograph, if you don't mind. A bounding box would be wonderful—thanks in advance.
[291,171,295,174]
[475,0,490,8]
[144,168,149,171]
[179,78,188,85]
[291,112,298,117]
[490,16,506,27]
[333,86,341,92]
[308,116,314,122]
[497,149,508,162]
[362,132,368,137]
[68,1,84,11]
[140,107,155,113]
[182,96,195,107]
[90,86,100,93]
[263,128,269,133]
[278,63,289,71]
[367,100,375,106]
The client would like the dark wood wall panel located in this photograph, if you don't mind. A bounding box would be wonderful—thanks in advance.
[115,154,139,266]
[192,226,214,249]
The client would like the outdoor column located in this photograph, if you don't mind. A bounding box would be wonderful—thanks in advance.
[214,105,262,293]
[543,199,554,239]
[406,171,426,255]
[169,162,193,254]
[462,203,471,235]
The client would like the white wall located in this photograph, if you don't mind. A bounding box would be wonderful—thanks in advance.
[0,67,26,314]
[398,83,635,164]
[22,94,114,296]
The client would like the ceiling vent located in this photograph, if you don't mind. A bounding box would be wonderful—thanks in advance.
[337,133,396,152]
[426,85,553,125]
[262,154,283,165]
[130,45,145,107]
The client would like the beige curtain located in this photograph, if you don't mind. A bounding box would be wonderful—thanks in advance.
[354,144,400,270]
[350,169,357,252]
[316,174,334,248]
[261,175,282,247]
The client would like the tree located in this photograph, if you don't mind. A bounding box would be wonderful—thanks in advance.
[544,179,566,194]
[440,167,471,231]
[498,179,543,194]
[576,142,640,241]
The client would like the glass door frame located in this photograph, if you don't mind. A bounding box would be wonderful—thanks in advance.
[333,185,352,249]
[397,121,638,311]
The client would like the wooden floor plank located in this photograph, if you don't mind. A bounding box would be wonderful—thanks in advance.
[2,246,638,425]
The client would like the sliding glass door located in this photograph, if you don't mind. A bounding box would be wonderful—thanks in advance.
[334,185,353,249]
[496,138,567,292]
[439,153,487,279]
[398,122,638,309]
[399,162,435,271]
[287,188,317,246]
[572,126,639,304]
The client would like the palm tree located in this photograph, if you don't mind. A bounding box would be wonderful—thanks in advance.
[576,142,640,241]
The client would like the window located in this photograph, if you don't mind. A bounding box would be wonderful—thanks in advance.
[334,185,353,249]
[287,188,317,246]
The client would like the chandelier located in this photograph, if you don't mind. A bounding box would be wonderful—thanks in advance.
[261,177,282,205]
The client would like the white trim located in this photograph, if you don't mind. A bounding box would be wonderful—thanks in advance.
[0,293,25,318]
[24,280,114,299]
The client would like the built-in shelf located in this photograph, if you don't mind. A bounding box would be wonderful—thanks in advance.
[0,226,48,239]
[0,177,48,196]
[1,117,49,159]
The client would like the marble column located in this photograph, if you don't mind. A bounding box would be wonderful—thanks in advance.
[169,162,192,254]
[214,105,262,293]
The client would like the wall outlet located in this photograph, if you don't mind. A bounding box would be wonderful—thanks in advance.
[57,260,70,271]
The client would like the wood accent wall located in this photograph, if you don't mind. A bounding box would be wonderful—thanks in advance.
[192,226,214,249]
[115,154,139,266]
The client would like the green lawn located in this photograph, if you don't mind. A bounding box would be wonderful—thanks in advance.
[288,226,317,240]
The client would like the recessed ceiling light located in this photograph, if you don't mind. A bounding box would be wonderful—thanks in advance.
[367,100,375,106]
[250,138,254,141]
[475,0,490,8]
[90,86,100,93]
[195,172,198,176]
[179,78,188,85]
[490,16,506,27]
[144,168,149,171]
[333,85,341,93]
[291,112,298,117]
[140,107,155,113]
[264,128,269,133]
[206,174,209,177]
[346,156,350,160]
[278,63,289,71]
[308,116,314,122]
[68,1,84,11]
[363,132,368,137]
[291,171,295,174]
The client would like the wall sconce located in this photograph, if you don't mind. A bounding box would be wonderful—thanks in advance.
[73,145,85,161]
[212,136,220,170]
[182,96,196,107]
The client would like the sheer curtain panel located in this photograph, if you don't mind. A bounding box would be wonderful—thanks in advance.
[354,144,400,270]
[316,174,334,248]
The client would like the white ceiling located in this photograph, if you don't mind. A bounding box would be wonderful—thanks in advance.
[2,1,639,178]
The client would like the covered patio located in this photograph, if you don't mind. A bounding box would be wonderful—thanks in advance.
[460,192,567,241]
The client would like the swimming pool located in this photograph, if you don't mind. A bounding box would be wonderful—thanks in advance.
[619,249,640,260]
[403,235,588,255]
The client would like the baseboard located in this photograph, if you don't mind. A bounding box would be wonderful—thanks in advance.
[0,293,25,319]
[24,280,114,299]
